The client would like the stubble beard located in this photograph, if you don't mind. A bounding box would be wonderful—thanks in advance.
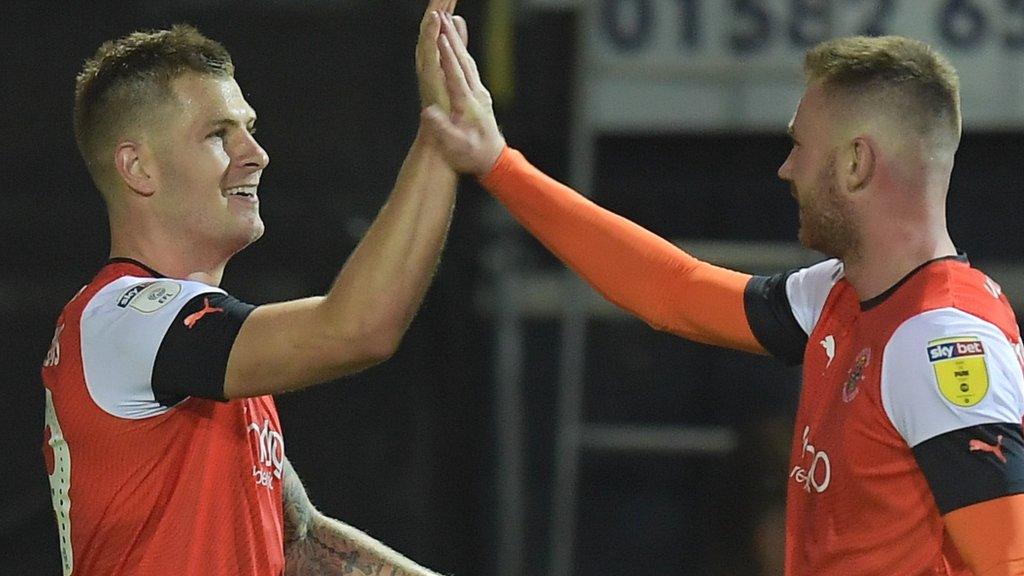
[796,155,860,261]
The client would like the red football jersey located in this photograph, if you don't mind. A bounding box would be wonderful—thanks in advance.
[41,260,285,575]
[772,257,1024,575]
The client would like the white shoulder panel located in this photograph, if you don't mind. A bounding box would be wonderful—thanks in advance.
[881,307,1024,448]
[80,276,225,419]
[784,258,844,335]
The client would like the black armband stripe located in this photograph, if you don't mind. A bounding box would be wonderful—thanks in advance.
[913,423,1024,515]
[744,273,807,366]
[152,292,256,404]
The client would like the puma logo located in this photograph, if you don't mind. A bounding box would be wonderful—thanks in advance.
[969,435,1007,464]
[984,276,1002,299]
[820,335,835,367]
[183,297,223,329]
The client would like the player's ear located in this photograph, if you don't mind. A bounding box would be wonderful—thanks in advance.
[114,140,157,197]
[845,136,875,193]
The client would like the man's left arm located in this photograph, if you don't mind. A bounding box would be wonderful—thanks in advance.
[881,308,1024,574]
[944,494,1024,575]
[283,458,444,576]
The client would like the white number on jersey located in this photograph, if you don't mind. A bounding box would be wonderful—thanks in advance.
[44,388,74,575]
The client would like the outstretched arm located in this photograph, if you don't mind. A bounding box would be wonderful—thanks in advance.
[422,15,765,354]
[283,459,443,576]
[481,148,762,352]
[221,1,463,398]
[944,494,1024,576]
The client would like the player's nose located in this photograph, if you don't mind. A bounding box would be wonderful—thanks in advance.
[777,153,793,183]
[238,130,270,171]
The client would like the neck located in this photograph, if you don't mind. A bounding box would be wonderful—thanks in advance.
[838,140,960,300]
[110,229,229,286]
[842,219,956,302]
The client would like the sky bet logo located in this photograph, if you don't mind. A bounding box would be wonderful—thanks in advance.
[928,339,985,362]
[117,283,152,308]
[928,336,989,408]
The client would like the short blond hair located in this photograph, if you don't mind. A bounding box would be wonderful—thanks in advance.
[74,25,234,190]
[805,36,961,146]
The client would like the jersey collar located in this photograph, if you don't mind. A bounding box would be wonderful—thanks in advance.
[859,253,968,311]
[106,257,167,279]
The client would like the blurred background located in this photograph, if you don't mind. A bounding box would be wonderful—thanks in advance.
[2,1,1022,574]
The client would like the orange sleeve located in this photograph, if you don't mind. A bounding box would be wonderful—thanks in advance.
[944,494,1024,576]
[479,146,766,354]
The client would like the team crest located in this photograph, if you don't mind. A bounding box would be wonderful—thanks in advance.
[843,347,871,403]
[927,336,989,407]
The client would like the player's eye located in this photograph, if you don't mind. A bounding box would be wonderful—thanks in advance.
[247,126,257,136]
[208,128,227,139]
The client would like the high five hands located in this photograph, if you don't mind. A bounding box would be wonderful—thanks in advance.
[420,10,507,176]
[416,0,467,113]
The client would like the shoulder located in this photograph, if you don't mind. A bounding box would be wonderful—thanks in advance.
[881,307,1024,448]
[910,259,1016,328]
[786,258,844,293]
[80,276,229,418]
[743,258,844,365]
[84,277,226,319]
[783,258,844,334]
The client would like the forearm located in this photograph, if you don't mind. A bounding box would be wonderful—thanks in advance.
[320,128,457,351]
[283,458,442,576]
[286,514,443,576]
[481,147,763,352]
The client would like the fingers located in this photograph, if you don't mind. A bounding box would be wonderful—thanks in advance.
[416,7,449,109]
[453,15,469,46]
[418,4,441,54]
[438,32,474,113]
[421,0,445,29]
[418,1,456,59]
[420,11,441,49]
[439,13,483,93]
[416,11,441,75]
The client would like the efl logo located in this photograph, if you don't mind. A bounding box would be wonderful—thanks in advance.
[117,280,181,313]
[927,339,985,362]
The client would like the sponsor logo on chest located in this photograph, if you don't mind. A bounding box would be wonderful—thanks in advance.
[247,414,284,490]
[790,425,831,494]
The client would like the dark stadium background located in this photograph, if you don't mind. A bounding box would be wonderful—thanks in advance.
[2,2,1022,575]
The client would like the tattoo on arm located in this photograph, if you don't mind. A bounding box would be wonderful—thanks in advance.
[282,458,442,576]
[283,457,315,549]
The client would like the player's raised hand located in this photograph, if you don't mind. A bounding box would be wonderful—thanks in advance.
[416,0,467,112]
[421,13,506,176]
